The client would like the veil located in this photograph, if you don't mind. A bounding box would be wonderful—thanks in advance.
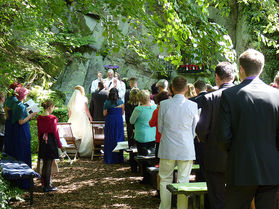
[67,89,86,112]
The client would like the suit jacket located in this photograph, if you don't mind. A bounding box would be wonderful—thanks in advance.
[196,83,234,173]
[89,89,108,121]
[217,78,279,185]
[189,91,207,109]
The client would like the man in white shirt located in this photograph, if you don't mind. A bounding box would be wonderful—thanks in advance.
[158,76,199,209]
[90,71,103,93]
[115,72,126,102]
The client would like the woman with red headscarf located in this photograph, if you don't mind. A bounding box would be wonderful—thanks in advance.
[11,87,37,189]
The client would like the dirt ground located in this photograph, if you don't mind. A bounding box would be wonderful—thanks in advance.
[11,158,160,209]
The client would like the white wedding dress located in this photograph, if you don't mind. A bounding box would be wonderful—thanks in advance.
[67,90,93,157]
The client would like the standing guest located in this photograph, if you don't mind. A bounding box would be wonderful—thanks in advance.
[90,71,103,93]
[185,83,197,98]
[189,80,207,182]
[37,100,62,192]
[3,82,22,156]
[125,77,138,147]
[124,77,138,106]
[190,80,207,107]
[103,88,124,164]
[273,72,279,89]
[158,76,198,209]
[12,87,37,189]
[89,82,108,121]
[125,87,140,148]
[168,84,175,97]
[68,85,93,157]
[150,82,159,101]
[115,73,126,102]
[206,84,215,93]
[130,90,156,156]
[156,79,169,93]
[0,92,5,151]
[196,62,235,209]
[217,49,279,209]
[149,91,170,165]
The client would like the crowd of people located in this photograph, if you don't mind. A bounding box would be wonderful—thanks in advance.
[77,48,279,209]
[1,48,279,208]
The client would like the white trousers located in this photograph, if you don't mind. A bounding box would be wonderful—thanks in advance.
[159,159,193,209]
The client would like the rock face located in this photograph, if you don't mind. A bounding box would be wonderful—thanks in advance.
[208,2,252,58]
[53,12,159,101]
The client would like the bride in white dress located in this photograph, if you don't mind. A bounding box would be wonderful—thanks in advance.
[67,85,93,157]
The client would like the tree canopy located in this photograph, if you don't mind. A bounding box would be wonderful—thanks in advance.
[0,0,278,89]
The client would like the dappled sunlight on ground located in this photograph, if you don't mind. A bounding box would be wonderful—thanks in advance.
[11,158,160,208]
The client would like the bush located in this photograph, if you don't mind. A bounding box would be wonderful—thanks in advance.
[53,107,69,122]
[29,119,39,154]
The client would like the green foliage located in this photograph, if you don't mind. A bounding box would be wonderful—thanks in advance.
[242,0,279,83]
[0,0,278,84]
[53,108,69,122]
[29,119,38,154]
[211,0,279,83]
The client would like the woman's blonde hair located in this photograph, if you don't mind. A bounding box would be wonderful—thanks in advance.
[128,88,140,105]
[185,83,196,98]
[74,85,85,96]
[137,90,150,104]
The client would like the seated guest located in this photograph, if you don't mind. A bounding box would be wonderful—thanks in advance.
[125,88,140,148]
[89,82,108,121]
[37,100,62,192]
[130,90,156,156]
[149,91,170,164]
[0,92,5,151]
[103,88,124,164]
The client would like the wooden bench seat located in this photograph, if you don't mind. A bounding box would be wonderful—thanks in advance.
[167,182,208,209]
[91,121,105,160]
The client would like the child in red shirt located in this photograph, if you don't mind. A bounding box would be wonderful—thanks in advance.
[37,100,62,192]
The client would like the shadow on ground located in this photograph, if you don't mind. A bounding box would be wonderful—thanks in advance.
[11,158,160,209]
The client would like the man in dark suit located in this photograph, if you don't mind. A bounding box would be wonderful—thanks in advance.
[190,80,207,108]
[218,49,279,209]
[189,80,207,182]
[196,62,235,209]
[89,82,108,121]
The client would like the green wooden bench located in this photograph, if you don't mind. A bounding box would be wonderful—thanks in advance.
[167,182,207,209]
[146,164,200,190]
